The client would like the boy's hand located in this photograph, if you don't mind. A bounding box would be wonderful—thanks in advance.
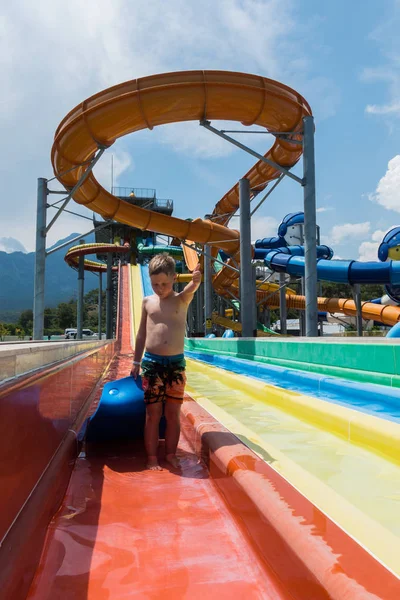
[192,263,202,285]
[131,363,140,379]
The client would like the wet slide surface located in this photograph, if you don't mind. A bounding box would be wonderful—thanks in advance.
[185,360,400,575]
[28,425,286,599]
[27,267,290,599]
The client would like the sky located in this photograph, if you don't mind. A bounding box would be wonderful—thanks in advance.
[1,0,400,262]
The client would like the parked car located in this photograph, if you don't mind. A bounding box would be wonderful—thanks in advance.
[64,328,77,339]
[64,328,98,340]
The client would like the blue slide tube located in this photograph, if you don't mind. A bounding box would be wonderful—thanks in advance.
[264,252,400,285]
[254,245,333,260]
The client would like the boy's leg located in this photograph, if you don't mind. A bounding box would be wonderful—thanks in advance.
[144,402,163,470]
[164,401,182,468]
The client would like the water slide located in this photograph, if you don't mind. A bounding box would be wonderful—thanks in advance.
[264,250,400,327]
[137,239,184,259]
[11,70,393,596]
[253,213,400,329]
[52,71,310,301]
[53,70,400,332]
[210,313,278,336]
[184,354,400,577]
[64,242,130,271]
[180,239,290,334]
[11,263,397,599]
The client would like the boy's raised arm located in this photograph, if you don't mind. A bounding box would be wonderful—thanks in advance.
[131,300,147,378]
[180,263,202,304]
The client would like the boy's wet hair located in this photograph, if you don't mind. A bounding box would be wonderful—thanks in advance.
[149,253,176,277]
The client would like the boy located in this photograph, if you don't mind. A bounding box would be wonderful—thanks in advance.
[131,253,201,470]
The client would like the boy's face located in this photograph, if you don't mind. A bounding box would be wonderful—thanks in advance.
[150,272,176,299]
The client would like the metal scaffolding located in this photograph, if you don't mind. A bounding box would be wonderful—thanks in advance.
[200,116,318,337]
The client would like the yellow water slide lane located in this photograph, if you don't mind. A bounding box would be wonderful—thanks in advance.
[129,263,143,346]
[185,358,400,576]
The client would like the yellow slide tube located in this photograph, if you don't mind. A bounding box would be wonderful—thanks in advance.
[266,293,400,327]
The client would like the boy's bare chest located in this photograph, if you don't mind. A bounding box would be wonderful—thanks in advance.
[147,298,186,324]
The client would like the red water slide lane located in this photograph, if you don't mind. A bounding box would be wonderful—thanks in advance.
[26,265,289,599]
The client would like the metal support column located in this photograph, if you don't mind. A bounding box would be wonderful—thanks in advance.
[300,277,306,335]
[77,249,85,340]
[302,116,318,337]
[106,253,113,339]
[219,296,224,317]
[98,272,102,340]
[204,246,213,335]
[239,178,255,336]
[33,178,47,340]
[353,284,363,336]
[279,272,287,335]
[297,225,305,336]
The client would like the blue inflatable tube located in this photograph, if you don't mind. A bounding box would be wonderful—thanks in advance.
[86,376,146,441]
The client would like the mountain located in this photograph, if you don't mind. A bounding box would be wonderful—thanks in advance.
[0,232,98,322]
[0,237,27,253]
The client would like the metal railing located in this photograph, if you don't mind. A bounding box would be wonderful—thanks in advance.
[112,187,173,210]
[112,186,156,198]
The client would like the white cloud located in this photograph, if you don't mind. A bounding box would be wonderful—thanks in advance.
[154,122,270,160]
[365,102,400,116]
[93,149,133,192]
[371,229,388,242]
[316,206,333,213]
[358,241,380,262]
[251,216,279,241]
[231,215,279,242]
[357,228,390,262]
[1,0,338,252]
[362,8,400,120]
[370,155,400,212]
[330,221,370,245]
[0,237,27,253]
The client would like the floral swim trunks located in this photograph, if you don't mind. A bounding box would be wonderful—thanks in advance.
[141,351,187,404]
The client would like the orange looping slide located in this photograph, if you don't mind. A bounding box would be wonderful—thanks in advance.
[52,70,311,295]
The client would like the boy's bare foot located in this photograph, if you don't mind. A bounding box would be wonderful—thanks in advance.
[147,456,162,471]
[166,454,181,469]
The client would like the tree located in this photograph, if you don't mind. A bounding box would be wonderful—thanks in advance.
[15,327,25,340]
[84,288,106,331]
[19,309,33,332]
[84,288,101,305]
[0,323,9,340]
[57,300,76,329]
[44,307,58,330]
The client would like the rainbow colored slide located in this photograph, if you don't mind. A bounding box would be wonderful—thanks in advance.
[1,264,396,598]
[1,71,399,598]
